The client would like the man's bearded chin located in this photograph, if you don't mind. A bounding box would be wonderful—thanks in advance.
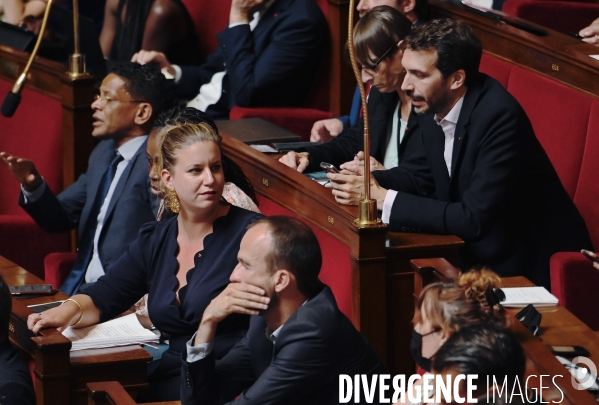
[406,90,429,115]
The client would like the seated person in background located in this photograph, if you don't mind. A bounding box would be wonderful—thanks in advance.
[329,18,592,289]
[427,323,526,405]
[2,0,105,31]
[579,17,599,47]
[0,0,48,26]
[280,6,418,173]
[0,62,169,296]
[27,123,262,402]
[147,106,259,222]
[100,0,200,65]
[131,0,327,119]
[410,268,507,373]
[181,216,386,405]
[310,0,428,143]
[0,275,35,405]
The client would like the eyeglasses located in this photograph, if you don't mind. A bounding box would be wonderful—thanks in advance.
[93,94,144,108]
[361,42,398,72]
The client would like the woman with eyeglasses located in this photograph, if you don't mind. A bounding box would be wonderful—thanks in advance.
[280,5,417,174]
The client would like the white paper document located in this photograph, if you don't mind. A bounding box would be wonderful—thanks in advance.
[61,313,159,351]
[501,287,559,308]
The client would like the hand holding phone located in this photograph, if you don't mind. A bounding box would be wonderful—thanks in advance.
[320,162,339,174]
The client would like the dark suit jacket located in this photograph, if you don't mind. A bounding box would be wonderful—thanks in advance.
[181,286,386,405]
[20,138,157,281]
[374,74,591,288]
[176,0,326,119]
[301,88,420,173]
[0,340,35,405]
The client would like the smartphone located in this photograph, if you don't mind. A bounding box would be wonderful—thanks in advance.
[567,31,584,39]
[9,284,54,296]
[320,162,339,174]
[27,300,65,313]
[581,249,599,263]
[551,345,590,358]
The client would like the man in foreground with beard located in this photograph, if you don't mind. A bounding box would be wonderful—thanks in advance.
[326,18,591,289]
[180,216,385,405]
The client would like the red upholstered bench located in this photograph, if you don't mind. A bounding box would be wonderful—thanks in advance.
[0,79,71,279]
[480,53,599,330]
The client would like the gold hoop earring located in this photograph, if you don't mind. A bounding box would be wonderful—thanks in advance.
[166,188,180,214]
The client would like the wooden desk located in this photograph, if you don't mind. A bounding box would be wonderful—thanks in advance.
[2,256,151,405]
[220,133,464,375]
[429,0,599,97]
[501,277,599,405]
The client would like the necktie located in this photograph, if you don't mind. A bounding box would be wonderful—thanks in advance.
[61,152,124,295]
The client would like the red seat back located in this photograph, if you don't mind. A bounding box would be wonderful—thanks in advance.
[573,101,599,249]
[180,0,233,60]
[480,53,512,89]
[506,66,590,198]
[255,195,352,319]
[0,79,63,215]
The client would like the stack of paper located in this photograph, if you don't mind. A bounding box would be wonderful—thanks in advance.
[61,313,159,351]
[501,287,559,307]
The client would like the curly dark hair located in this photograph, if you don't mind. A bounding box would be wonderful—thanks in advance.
[405,18,482,87]
[108,61,175,119]
[432,323,526,400]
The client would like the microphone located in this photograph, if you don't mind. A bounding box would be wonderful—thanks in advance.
[1,88,21,118]
[1,0,54,118]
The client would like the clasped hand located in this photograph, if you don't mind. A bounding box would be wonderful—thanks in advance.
[327,158,387,208]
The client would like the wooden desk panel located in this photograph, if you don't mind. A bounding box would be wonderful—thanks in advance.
[3,258,150,405]
[430,0,599,97]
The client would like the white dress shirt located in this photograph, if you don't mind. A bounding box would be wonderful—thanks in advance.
[85,136,147,282]
[382,95,465,224]
[383,102,408,169]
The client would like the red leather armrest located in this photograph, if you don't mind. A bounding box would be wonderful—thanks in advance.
[44,252,77,290]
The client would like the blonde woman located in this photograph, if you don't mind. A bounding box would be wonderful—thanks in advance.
[28,122,262,401]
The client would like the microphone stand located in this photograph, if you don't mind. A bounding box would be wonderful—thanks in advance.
[68,0,86,78]
[1,0,53,117]
[347,0,379,226]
